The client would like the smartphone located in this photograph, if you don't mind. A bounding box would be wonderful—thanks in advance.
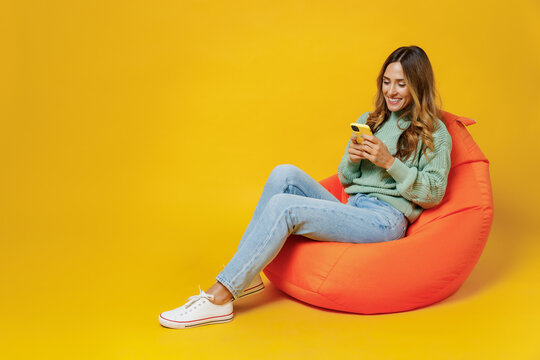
[350,123,373,143]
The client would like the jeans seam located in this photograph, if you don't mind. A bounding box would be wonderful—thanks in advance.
[285,178,308,197]
[228,205,292,293]
[216,274,239,300]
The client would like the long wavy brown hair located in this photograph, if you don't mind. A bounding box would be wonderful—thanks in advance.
[367,46,442,162]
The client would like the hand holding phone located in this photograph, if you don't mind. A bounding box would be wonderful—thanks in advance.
[350,123,373,143]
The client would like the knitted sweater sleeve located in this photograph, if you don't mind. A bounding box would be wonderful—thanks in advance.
[385,123,452,209]
[337,112,370,187]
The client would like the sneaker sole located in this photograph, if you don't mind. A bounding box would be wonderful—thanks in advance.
[158,312,234,329]
[238,282,265,299]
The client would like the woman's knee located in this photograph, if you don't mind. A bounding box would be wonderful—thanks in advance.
[268,164,303,184]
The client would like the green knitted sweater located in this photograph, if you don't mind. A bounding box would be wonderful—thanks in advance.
[337,111,452,223]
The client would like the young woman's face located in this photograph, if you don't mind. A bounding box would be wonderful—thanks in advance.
[382,62,412,112]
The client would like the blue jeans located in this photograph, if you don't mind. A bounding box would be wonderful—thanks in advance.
[216,164,408,299]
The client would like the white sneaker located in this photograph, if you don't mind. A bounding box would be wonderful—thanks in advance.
[237,274,265,300]
[159,288,233,329]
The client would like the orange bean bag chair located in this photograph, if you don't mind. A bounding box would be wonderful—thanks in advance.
[263,111,494,314]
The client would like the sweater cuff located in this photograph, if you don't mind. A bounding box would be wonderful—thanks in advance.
[343,155,361,169]
[386,157,411,183]
[346,157,359,166]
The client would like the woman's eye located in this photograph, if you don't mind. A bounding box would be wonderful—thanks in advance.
[383,81,390,85]
[399,83,406,87]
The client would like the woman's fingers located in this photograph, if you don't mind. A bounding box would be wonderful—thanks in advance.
[348,143,366,162]
[360,135,378,145]
[349,135,384,162]
[350,150,363,158]
[361,135,375,141]
[360,141,375,152]
[349,147,363,156]
[357,135,394,169]
[359,141,378,157]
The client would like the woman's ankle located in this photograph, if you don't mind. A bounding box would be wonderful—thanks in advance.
[206,282,233,305]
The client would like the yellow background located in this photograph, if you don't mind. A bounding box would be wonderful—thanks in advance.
[1,0,539,358]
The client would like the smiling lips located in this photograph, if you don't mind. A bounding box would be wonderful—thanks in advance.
[388,97,402,104]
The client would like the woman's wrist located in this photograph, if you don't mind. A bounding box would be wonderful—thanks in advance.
[385,157,395,170]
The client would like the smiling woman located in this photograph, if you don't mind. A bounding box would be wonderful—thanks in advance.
[365,46,441,166]
[159,45,453,329]
[383,62,412,111]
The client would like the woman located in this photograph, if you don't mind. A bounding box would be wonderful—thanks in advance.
[159,45,452,329]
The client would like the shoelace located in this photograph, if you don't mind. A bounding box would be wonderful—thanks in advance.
[184,286,215,309]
